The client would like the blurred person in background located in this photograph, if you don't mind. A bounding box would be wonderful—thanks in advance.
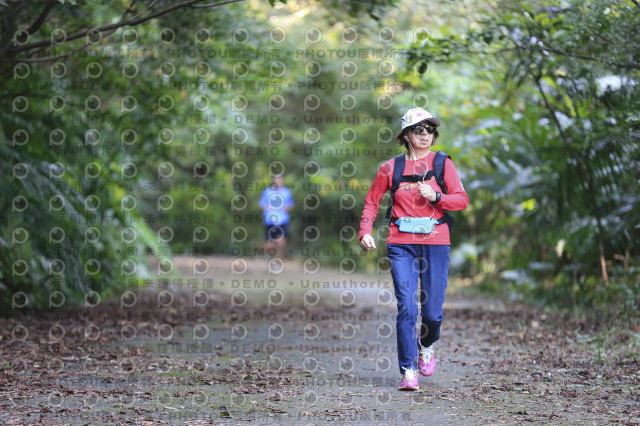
[260,174,294,259]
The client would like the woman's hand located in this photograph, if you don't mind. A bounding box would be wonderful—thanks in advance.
[360,234,376,250]
[418,182,437,202]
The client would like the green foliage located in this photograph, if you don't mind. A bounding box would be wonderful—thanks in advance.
[0,0,181,313]
[2,0,637,316]
[405,0,640,310]
[1,0,412,313]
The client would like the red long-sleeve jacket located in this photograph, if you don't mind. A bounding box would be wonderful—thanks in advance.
[359,151,469,245]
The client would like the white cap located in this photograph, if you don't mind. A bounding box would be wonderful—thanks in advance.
[399,107,440,134]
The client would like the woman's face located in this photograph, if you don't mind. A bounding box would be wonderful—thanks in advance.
[406,122,436,150]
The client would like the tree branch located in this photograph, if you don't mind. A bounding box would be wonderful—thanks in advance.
[129,0,159,20]
[534,44,640,71]
[6,0,245,59]
[26,1,58,35]
[425,29,640,71]
[28,0,142,64]
[0,1,58,61]
[190,0,245,8]
[449,39,640,71]
[13,28,118,63]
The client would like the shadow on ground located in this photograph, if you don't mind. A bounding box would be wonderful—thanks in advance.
[1,256,638,425]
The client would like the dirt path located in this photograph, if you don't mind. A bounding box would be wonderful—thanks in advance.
[1,256,638,425]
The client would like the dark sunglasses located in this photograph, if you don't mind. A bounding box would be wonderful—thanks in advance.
[411,124,436,135]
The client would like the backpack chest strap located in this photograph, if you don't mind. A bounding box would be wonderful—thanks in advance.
[384,151,450,220]
[399,171,436,183]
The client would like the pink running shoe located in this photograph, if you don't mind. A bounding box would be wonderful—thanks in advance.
[418,342,436,376]
[398,369,419,391]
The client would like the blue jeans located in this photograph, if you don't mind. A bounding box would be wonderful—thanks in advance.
[387,244,450,374]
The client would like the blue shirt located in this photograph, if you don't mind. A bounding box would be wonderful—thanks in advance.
[260,186,294,225]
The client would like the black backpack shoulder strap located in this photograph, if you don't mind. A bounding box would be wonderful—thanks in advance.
[385,154,405,220]
[391,154,405,191]
[433,151,450,194]
[433,150,456,232]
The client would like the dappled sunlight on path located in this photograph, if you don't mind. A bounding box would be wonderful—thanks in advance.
[1,257,636,425]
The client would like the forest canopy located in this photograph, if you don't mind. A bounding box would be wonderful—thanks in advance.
[1,0,638,314]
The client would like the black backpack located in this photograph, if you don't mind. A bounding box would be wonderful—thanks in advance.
[384,151,454,232]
